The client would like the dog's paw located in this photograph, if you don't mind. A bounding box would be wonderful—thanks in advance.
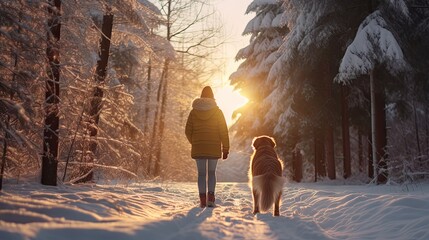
[274,211,280,217]
[252,210,260,215]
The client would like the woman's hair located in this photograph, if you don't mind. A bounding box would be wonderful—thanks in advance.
[201,86,214,99]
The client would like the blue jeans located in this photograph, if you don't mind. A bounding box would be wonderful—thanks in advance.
[195,159,218,194]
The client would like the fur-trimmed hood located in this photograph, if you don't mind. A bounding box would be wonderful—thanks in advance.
[191,98,219,121]
[192,98,217,110]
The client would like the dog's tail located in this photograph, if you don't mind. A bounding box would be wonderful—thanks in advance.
[252,173,286,212]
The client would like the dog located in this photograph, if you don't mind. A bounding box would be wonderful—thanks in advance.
[249,136,285,216]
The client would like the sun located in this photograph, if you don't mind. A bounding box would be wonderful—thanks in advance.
[214,84,248,126]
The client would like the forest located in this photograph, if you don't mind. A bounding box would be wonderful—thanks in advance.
[232,0,429,184]
[1,0,429,189]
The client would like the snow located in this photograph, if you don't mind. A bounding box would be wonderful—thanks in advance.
[271,13,284,28]
[243,0,283,34]
[260,11,275,29]
[1,179,429,240]
[243,13,262,35]
[335,11,407,84]
[246,0,278,14]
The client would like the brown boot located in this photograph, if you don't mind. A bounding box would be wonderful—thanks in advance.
[199,193,207,208]
[207,191,215,207]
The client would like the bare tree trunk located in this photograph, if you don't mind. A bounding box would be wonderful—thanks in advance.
[314,127,326,182]
[325,125,336,180]
[150,0,173,177]
[375,83,388,184]
[293,148,303,182]
[425,107,429,156]
[367,133,374,179]
[412,101,424,176]
[370,69,388,184]
[143,59,152,135]
[370,69,378,184]
[412,101,421,157]
[0,117,9,191]
[41,0,61,186]
[139,58,152,176]
[292,136,302,182]
[141,59,152,176]
[80,13,113,183]
[358,129,364,173]
[147,60,168,176]
[341,85,352,178]
[314,133,318,183]
[154,61,169,177]
[290,127,302,182]
[323,66,335,180]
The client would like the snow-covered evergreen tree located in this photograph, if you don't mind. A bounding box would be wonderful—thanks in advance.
[0,1,50,183]
[335,0,417,183]
[335,3,408,84]
[64,0,174,181]
[0,0,174,183]
[263,0,359,181]
[230,0,287,142]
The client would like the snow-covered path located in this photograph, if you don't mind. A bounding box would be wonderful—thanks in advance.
[147,183,331,240]
[1,181,429,240]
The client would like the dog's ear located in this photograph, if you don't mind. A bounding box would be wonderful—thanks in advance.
[252,137,262,150]
[267,136,276,148]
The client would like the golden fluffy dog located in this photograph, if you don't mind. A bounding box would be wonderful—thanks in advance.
[249,136,285,216]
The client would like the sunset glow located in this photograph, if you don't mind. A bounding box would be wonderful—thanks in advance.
[215,84,248,126]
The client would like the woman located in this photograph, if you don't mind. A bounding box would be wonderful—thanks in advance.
[185,86,230,208]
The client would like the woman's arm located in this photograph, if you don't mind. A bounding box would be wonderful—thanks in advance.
[185,111,193,144]
[218,110,230,154]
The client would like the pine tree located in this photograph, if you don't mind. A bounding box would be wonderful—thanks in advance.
[231,0,287,141]
[267,0,359,181]
[336,0,410,184]
[0,1,39,189]
[380,1,429,182]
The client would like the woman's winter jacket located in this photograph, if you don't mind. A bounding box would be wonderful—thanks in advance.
[185,98,230,159]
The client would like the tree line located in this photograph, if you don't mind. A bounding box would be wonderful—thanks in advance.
[0,0,221,189]
[232,0,429,184]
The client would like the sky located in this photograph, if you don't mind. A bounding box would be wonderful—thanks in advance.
[1,180,428,239]
[210,0,254,125]
[212,0,253,86]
